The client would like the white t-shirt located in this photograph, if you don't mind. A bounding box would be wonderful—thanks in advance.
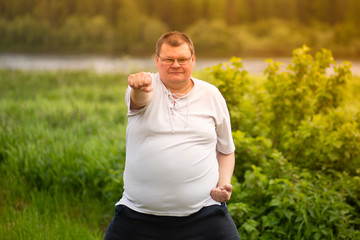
[117,73,235,216]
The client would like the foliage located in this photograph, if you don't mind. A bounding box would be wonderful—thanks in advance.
[229,167,360,240]
[264,46,352,146]
[207,57,249,120]
[1,0,360,29]
[263,46,360,173]
[207,57,265,137]
[186,20,243,57]
[1,0,360,56]
[209,46,360,239]
[284,111,360,173]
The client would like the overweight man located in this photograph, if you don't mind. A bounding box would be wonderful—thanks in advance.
[104,31,240,240]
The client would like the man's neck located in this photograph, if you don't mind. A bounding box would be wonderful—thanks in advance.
[165,79,194,96]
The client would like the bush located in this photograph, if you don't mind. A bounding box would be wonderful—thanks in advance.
[284,111,360,173]
[209,46,360,239]
[207,57,258,134]
[264,46,352,144]
[263,46,360,173]
[229,166,360,240]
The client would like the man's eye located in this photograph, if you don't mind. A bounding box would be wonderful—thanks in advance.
[164,59,174,63]
[178,59,187,63]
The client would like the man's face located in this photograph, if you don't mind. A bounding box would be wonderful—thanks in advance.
[155,43,196,89]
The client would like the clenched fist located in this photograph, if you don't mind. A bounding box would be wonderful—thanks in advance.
[128,72,153,109]
[128,72,153,93]
[210,184,233,202]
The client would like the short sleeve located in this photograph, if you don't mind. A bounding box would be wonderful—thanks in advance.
[214,91,235,154]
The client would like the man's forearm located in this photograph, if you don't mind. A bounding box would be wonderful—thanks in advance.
[210,151,235,202]
[217,151,235,186]
[130,88,153,109]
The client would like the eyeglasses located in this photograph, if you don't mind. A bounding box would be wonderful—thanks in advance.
[158,55,192,66]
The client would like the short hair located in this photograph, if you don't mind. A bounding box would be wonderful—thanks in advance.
[155,31,195,56]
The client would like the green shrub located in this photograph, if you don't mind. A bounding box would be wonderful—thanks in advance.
[283,111,360,174]
[209,46,360,239]
[264,46,352,147]
[208,57,256,134]
[263,46,359,173]
[229,166,360,240]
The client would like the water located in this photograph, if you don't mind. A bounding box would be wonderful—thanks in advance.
[0,53,359,76]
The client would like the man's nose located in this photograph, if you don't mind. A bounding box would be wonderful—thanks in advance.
[171,60,181,67]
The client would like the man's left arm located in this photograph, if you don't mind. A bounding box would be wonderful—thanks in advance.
[211,151,235,202]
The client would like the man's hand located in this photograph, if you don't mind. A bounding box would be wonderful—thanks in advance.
[128,72,153,109]
[128,72,153,92]
[210,184,232,202]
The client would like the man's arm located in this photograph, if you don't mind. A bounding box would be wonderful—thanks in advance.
[128,72,153,109]
[211,151,235,202]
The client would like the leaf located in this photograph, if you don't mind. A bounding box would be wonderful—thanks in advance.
[242,219,259,233]
[262,214,280,228]
[332,140,343,149]
[269,198,282,207]
[284,209,294,220]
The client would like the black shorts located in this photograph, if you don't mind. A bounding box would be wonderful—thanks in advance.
[104,203,240,240]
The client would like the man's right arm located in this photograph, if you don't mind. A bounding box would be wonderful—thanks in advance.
[128,72,153,109]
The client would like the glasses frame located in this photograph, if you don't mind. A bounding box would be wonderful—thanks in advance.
[157,55,193,66]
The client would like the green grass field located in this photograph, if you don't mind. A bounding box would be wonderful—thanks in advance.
[0,70,129,239]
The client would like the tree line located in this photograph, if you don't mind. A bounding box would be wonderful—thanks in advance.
[2,0,360,28]
[1,0,360,57]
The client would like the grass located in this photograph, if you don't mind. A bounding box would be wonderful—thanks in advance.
[0,186,105,240]
[0,69,129,239]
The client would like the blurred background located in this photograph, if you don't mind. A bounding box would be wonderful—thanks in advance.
[1,2,360,239]
[1,0,360,59]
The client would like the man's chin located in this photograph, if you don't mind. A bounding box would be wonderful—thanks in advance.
[168,73,186,80]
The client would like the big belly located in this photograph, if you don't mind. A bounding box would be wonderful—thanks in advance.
[123,140,219,212]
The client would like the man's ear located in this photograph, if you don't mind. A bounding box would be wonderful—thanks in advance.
[191,54,196,66]
[155,54,160,69]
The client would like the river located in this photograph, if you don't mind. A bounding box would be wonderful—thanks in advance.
[0,53,359,76]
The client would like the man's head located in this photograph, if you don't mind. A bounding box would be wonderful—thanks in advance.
[155,31,196,92]
[155,31,195,57]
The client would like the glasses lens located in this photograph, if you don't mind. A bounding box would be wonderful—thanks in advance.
[163,59,174,65]
[178,58,190,64]
[159,56,192,65]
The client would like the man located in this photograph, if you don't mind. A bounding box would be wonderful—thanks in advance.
[104,31,240,240]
